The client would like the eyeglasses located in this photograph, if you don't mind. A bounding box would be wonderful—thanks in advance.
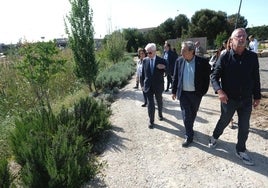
[147,52,153,55]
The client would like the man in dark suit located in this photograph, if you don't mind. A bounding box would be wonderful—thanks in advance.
[163,42,178,92]
[171,41,211,147]
[140,43,167,129]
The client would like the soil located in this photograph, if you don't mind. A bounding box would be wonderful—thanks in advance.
[87,57,268,188]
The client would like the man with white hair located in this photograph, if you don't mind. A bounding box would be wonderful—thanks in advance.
[140,43,166,129]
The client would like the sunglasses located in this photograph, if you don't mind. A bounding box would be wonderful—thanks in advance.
[147,52,153,55]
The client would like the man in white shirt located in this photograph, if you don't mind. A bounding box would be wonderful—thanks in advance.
[248,35,258,53]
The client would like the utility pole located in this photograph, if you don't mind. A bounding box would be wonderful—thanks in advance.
[235,0,242,29]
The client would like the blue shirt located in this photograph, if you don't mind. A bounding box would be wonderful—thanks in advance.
[182,57,195,91]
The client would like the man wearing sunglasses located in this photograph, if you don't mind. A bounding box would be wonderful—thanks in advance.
[140,43,167,129]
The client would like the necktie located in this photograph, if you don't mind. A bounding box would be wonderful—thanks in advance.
[150,59,154,74]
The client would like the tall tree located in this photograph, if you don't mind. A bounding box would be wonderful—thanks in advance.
[65,0,98,91]
[227,14,248,33]
[122,28,147,52]
[155,18,176,43]
[188,9,228,47]
[173,14,190,38]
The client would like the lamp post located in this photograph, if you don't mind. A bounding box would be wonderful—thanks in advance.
[235,0,242,29]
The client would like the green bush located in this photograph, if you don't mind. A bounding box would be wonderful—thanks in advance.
[9,95,111,187]
[19,125,97,187]
[95,57,136,90]
[58,96,112,145]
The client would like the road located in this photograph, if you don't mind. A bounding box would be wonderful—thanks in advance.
[87,56,268,187]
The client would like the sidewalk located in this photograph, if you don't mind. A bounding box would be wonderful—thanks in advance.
[88,75,268,188]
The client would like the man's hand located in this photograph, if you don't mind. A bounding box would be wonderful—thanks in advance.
[157,64,166,69]
[172,94,176,100]
[253,99,260,108]
[217,89,228,104]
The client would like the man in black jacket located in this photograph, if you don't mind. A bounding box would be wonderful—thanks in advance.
[171,41,211,147]
[209,28,261,166]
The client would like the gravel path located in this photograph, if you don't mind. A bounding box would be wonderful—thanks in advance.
[88,58,268,188]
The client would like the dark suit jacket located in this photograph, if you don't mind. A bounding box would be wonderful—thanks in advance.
[163,50,178,76]
[172,55,211,99]
[140,56,167,93]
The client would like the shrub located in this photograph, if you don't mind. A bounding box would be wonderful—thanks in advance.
[9,95,111,187]
[58,96,112,145]
[95,57,136,91]
[18,125,97,187]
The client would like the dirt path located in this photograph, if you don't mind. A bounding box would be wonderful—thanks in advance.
[88,58,268,188]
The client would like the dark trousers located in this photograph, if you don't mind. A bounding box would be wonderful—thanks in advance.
[166,74,172,90]
[142,91,147,104]
[146,88,163,123]
[180,91,202,140]
[212,98,252,152]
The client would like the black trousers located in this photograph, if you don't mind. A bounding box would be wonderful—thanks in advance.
[146,88,163,123]
[142,91,147,104]
[166,74,172,90]
[212,98,252,152]
[180,91,202,139]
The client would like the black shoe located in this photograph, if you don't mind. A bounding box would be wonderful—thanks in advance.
[165,89,169,92]
[148,122,154,129]
[158,116,163,121]
[141,103,147,107]
[182,138,193,147]
[133,86,138,89]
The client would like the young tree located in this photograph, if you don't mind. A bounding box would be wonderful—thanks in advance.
[104,31,126,64]
[17,41,66,111]
[65,0,98,91]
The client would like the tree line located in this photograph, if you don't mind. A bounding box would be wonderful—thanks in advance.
[106,9,268,52]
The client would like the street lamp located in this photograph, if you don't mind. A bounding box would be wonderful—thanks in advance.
[235,0,242,29]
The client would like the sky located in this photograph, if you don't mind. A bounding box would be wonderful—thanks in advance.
[0,0,267,44]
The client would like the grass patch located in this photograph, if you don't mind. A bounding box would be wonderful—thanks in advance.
[51,85,90,114]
